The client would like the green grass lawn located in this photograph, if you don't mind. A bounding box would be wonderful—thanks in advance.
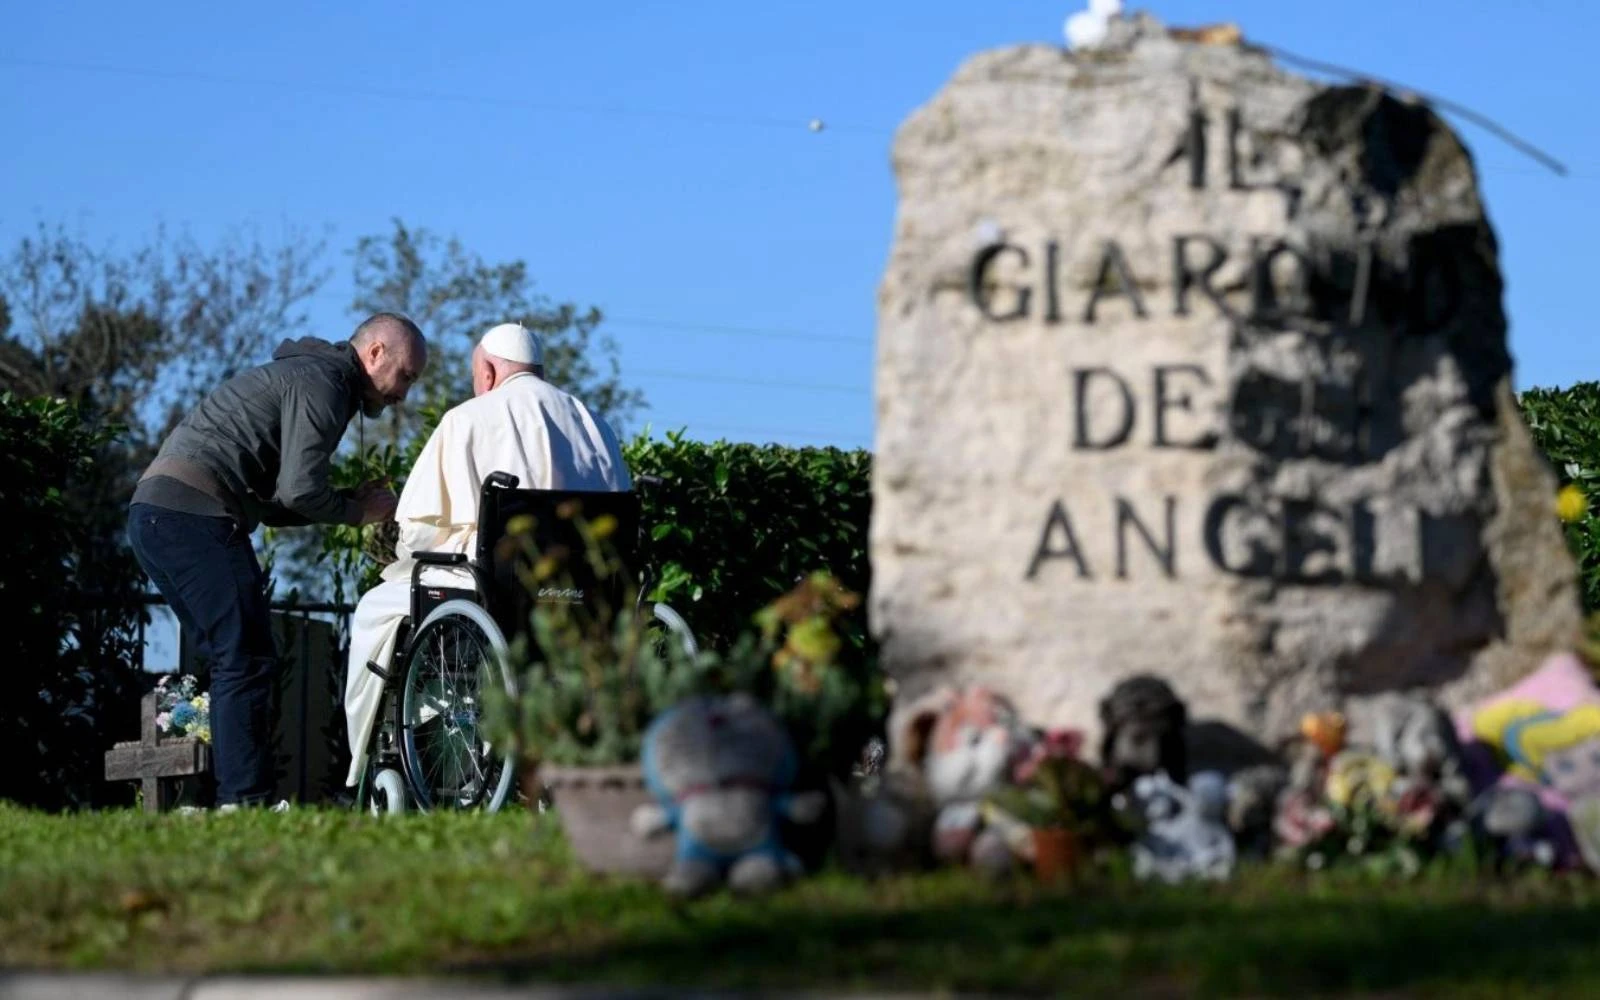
[3,803,1598,998]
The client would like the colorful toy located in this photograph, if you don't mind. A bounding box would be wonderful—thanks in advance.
[1457,651,1600,872]
[632,693,826,897]
[1127,770,1236,884]
[887,685,1036,875]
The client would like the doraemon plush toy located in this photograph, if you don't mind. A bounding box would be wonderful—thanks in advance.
[631,693,826,898]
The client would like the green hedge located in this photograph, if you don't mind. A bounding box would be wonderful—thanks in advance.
[0,395,145,810]
[1518,382,1600,612]
[622,430,877,778]
[623,430,872,646]
[308,425,880,775]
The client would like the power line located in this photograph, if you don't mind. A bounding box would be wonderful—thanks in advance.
[644,420,871,445]
[302,292,874,347]
[300,294,877,397]
[1256,40,1569,178]
[607,315,870,346]
[1,53,1585,177]
[631,368,867,395]
[0,54,890,136]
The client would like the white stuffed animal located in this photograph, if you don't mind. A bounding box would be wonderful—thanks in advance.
[1129,771,1236,884]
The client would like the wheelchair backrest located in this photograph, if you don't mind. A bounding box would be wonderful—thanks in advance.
[473,473,643,641]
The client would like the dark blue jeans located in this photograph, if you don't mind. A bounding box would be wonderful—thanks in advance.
[127,503,280,805]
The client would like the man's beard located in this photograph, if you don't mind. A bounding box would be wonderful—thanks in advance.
[361,395,387,419]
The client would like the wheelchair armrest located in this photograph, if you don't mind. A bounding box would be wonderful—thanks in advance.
[413,552,469,566]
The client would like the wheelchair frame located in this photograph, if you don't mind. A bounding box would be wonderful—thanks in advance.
[357,472,696,815]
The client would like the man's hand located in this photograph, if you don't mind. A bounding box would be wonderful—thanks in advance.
[351,480,398,525]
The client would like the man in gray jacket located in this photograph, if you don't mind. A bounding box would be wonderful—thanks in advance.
[127,312,427,808]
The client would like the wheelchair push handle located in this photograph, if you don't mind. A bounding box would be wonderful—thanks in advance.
[413,552,469,566]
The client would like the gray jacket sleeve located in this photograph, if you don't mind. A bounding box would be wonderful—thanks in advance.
[275,376,360,525]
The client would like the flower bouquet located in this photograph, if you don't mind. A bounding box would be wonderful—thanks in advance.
[1273,713,1456,876]
[154,673,212,744]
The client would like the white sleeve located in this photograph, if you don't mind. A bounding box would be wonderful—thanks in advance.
[393,411,479,560]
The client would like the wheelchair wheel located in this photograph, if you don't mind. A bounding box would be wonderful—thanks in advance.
[646,601,699,659]
[398,599,518,814]
[369,768,408,816]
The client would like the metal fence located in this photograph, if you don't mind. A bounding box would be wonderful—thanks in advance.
[131,592,358,804]
[127,592,355,675]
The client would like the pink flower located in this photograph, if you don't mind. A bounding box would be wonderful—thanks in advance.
[1012,744,1045,785]
[1274,791,1336,848]
[1389,785,1441,838]
[1010,729,1088,786]
[1042,728,1085,760]
[155,711,172,732]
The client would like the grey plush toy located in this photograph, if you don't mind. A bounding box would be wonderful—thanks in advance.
[1369,692,1472,805]
[1127,770,1236,884]
[1464,785,1557,868]
[1225,763,1290,856]
[632,693,827,898]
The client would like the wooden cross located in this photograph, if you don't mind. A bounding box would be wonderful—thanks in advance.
[104,691,211,813]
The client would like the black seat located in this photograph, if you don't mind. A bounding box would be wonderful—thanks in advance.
[408,471,643,648]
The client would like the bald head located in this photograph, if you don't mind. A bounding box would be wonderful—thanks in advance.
[352,312,425,353]
[350,312,427,416]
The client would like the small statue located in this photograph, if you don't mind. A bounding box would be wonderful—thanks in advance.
[633,693,826,898]
[1099,675,1189,794]
[1126,770,1236,884]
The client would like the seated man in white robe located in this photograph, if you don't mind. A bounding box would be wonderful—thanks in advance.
[343,321,632,789]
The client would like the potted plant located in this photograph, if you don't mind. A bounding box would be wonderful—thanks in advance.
[481,511,704,878]
[983,730,1108,882]
[483,503,884,879]
[691,570,888,871]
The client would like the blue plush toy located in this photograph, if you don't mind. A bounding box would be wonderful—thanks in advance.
[632,693,826,897]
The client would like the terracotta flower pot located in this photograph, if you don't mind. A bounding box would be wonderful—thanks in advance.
[1031,826,1081,883]
[532,762,676,879]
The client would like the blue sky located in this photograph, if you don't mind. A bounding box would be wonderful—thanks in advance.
[5,1,1595,669]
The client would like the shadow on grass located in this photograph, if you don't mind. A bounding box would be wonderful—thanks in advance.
[446,883,1600,997]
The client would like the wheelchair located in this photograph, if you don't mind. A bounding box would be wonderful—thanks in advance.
[356,471,698,816]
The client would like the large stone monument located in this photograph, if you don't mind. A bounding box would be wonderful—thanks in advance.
[870,13,1582,758]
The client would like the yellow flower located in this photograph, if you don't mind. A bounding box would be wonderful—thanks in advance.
[785,617,841,667]
[1558,484,1588,523]
[1325,752,1395,808]
[191,697,206,711]
[589,514,617,540]
[193,726,211,744]
[506,514,536,536]
[532,555,561,582]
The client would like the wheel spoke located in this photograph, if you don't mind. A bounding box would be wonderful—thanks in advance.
[401,609,510,811]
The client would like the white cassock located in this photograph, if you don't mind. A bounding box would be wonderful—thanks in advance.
[344,372,632,786]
